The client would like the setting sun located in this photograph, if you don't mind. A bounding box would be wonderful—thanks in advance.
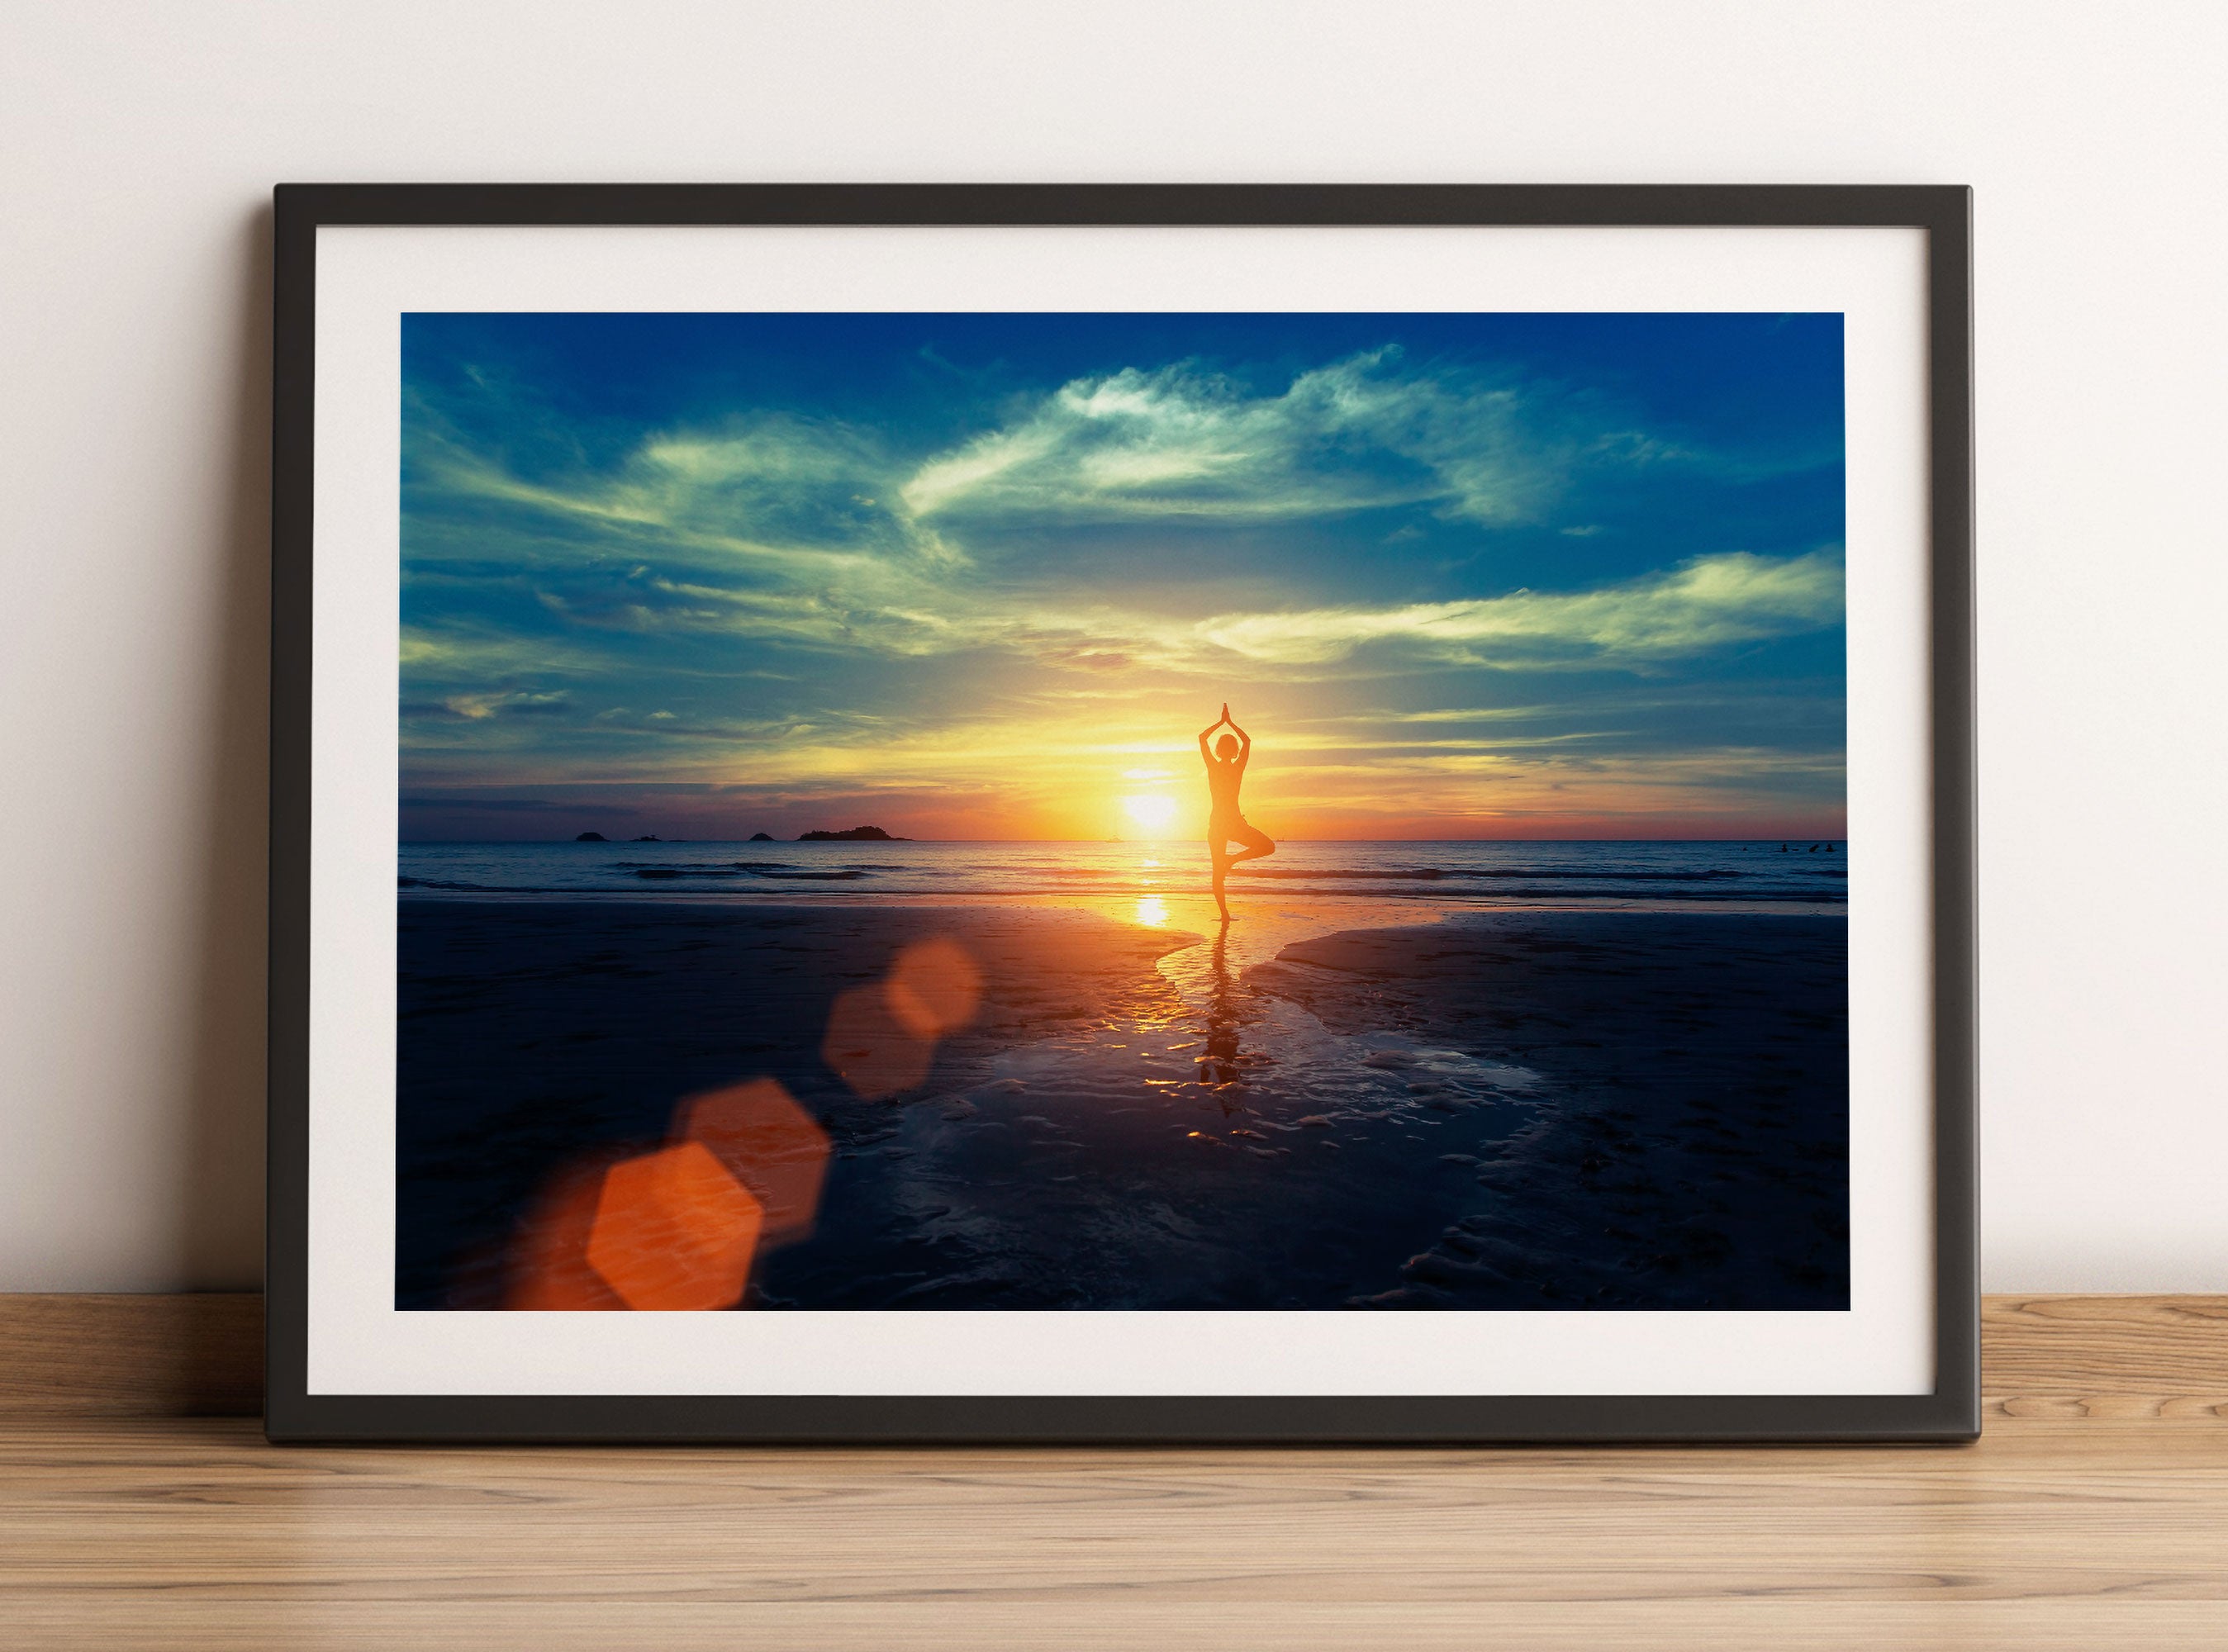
[1122,795,1177,834]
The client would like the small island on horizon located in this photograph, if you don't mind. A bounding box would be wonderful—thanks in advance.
[797,825,909,842]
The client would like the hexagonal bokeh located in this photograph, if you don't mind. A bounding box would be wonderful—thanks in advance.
[672,1077,829,1244]
[821,984,936,1100]
[822,936,985,1099]
[582,1140,763,1312]
[884,937,983,1038]
[503,1151,629,1311]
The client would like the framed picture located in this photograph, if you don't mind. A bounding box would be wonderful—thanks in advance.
[268,184,1975,1443]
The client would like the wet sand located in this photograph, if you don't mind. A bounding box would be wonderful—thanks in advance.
[397,900,1191,1307]
[398,898,1846,1311]
[1255,911,1848,1308]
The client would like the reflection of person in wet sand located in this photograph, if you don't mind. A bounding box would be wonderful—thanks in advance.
[1199,704,1275,922]
[1196,922,1247,1110]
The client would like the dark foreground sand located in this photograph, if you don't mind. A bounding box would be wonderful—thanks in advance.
[1253,912,1847,1308]
[397,900,1190,1308]
[398,900,1846,1311]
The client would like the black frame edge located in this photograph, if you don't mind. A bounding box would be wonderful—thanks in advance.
[268,1393,1976,1446]
[266,183,1979,1446]
[1925,187,1982,1439]
[266,186,317,1436]
[272,181,1970,230]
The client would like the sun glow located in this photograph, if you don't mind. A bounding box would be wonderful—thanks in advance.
[1122,794,1177,834]
[1134,895,1169,927]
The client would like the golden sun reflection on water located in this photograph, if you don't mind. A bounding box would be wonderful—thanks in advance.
[1134,895,1170,927]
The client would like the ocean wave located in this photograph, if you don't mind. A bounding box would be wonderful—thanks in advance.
[1232,868,1452,881]
[400,843,1846,907]
[1230,866,1751,882]
[631,865,872,882]
[735,868,900,881]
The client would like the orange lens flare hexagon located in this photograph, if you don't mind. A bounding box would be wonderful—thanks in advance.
[502,941,973,1307]
[583,1140,764,1312]
[673,1077,829,1245]
[886,937,983,1039]
[824,936,983,1100]
[506,1077,832,1311]
[821,985,934,1099]
[503,1151,630,1311]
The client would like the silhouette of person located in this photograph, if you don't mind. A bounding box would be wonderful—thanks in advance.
[1199,703,1274,923]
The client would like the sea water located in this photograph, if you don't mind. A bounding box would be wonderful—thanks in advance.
[398,838,1846,909]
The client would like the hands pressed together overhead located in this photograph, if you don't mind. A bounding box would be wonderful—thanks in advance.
[1200,703,1249,744]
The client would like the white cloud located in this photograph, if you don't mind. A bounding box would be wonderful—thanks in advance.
[406,405,965,575]
[403,363,1841,691]
[900,350,1556,526]
[435,689,569,721]
[1193,549,1845,669]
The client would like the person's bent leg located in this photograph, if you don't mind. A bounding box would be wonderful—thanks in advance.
[1224,820,1276,865]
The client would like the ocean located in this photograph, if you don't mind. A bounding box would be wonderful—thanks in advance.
[397,838,1847,909]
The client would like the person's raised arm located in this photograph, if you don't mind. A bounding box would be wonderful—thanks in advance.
[1227,714,1252,762]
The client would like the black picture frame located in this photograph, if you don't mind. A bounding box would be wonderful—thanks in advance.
[267,183,1976,1445]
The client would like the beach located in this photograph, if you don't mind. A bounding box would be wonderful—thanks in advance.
[398,890,1846,1312]
[387,307,1857,1317]
[1255,912,1848,1308]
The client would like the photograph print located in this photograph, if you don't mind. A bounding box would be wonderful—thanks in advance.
[397,309,1850,1316]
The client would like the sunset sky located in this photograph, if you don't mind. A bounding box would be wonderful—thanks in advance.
[399,311,1846,842]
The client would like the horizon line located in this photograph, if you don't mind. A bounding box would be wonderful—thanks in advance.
[400,834,1850,846]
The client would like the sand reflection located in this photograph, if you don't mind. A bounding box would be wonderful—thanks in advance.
[1197,925,1245,1096]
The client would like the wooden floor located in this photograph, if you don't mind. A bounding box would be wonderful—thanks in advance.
[3,1295,2226,1650]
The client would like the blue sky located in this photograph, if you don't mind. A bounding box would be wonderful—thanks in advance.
[399,311,1846,841]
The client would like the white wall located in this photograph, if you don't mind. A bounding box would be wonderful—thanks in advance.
[3,0,2222,1292]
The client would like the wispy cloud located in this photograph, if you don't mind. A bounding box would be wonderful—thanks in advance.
[403,349,1832,683]
[423,689,569,721]
[406,398,957,577]
[900,350,1560,526]
[1193,549,1845,669]
[409,520,1841,694]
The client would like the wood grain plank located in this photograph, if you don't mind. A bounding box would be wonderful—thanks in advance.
[11,1598,2228,1652]
[3,1417,2228,1649]
[2,1298,2228,1648]
[6,1293,2228,1418]
[0,1294,260,1416]
[1983,1294,2228,1418]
